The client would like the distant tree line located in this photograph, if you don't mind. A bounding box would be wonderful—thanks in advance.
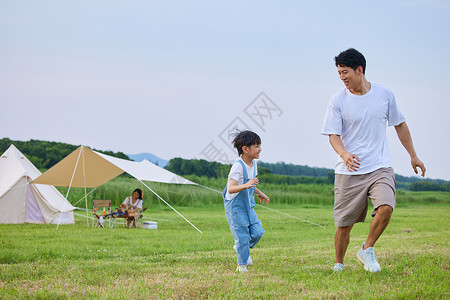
[258,161,333,177]
[409,181,450,192]
[166,157,231,178]
[2,138,448,192]
[0,138,130,170]
[166,158,450,190]
[394,173,447,184]
[166,157,333,184]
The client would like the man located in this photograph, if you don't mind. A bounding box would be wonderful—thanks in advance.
[321,48,426,272]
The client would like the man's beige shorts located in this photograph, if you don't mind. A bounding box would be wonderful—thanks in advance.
[334,167,396,227]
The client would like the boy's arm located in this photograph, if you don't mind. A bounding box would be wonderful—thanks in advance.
[255,188,270,205]
[227,178,259,194]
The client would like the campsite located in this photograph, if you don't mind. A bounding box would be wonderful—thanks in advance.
[0,144,449,298]
[2,0,449,297]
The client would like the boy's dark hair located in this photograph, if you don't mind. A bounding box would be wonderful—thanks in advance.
[232,130,261,156]
[334,48,366,74]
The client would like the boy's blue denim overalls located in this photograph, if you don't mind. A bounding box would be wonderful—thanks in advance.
[223,160,265,265]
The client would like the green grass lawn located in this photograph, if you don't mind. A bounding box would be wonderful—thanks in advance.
[0,203,449,299]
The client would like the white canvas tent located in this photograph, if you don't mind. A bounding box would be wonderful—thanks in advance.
[33,146,202,232]
[0,145,74,224]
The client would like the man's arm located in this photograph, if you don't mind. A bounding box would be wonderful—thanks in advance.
[394,122,426,177]
[329,134,361,172]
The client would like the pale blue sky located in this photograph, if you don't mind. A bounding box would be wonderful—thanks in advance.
[1,0,449,180]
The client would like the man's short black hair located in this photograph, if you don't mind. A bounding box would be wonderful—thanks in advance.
[335,48,366,74]
[232,130,261,156]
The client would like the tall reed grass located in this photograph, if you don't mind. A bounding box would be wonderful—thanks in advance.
[57,176,449,210]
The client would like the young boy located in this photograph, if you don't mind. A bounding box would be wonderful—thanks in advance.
[223,130,270,273]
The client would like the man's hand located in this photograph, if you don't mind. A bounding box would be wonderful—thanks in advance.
[411,156,426,177]
[329,135,360,172]
[341,151,361,172]
[395,122,426,177]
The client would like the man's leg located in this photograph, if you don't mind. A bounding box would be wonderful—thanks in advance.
[356,204,393,272]
[335,225,353,264]
[332,172,366,270]
[364,204,393,249]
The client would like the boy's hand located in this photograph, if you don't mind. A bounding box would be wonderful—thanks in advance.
[257,192,270,205]
[246,178,259,189]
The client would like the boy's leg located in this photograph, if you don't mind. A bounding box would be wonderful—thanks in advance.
[226,209,251,265]
[234,225,251,265]
[248,209,264,249]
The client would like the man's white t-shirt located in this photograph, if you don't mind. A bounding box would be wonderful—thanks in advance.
[225,158,258,200]
[321,83,405,175]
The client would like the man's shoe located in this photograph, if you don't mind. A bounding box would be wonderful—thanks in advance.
[235,265,248,273]
[357,245,381,272]
[332,263,344,272]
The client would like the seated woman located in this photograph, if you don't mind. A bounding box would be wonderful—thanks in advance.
[120,188,143,228]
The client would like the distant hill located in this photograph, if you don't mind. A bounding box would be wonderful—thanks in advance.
[127,153,169,167]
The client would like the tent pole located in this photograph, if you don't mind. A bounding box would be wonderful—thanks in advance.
[254,204,323,227]
[139,180,202,234]
[82,146,89,227]
[57,145,84,230]
[72,187,97,207]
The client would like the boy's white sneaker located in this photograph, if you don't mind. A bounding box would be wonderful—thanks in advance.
[246,255,253,266]
[235,265,248,273]
[233,245,253,266]
[357,244,381,272]
[332,263,344,272]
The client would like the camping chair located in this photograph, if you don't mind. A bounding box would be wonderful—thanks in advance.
[92,200,112,228]
[136,207,147,228]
